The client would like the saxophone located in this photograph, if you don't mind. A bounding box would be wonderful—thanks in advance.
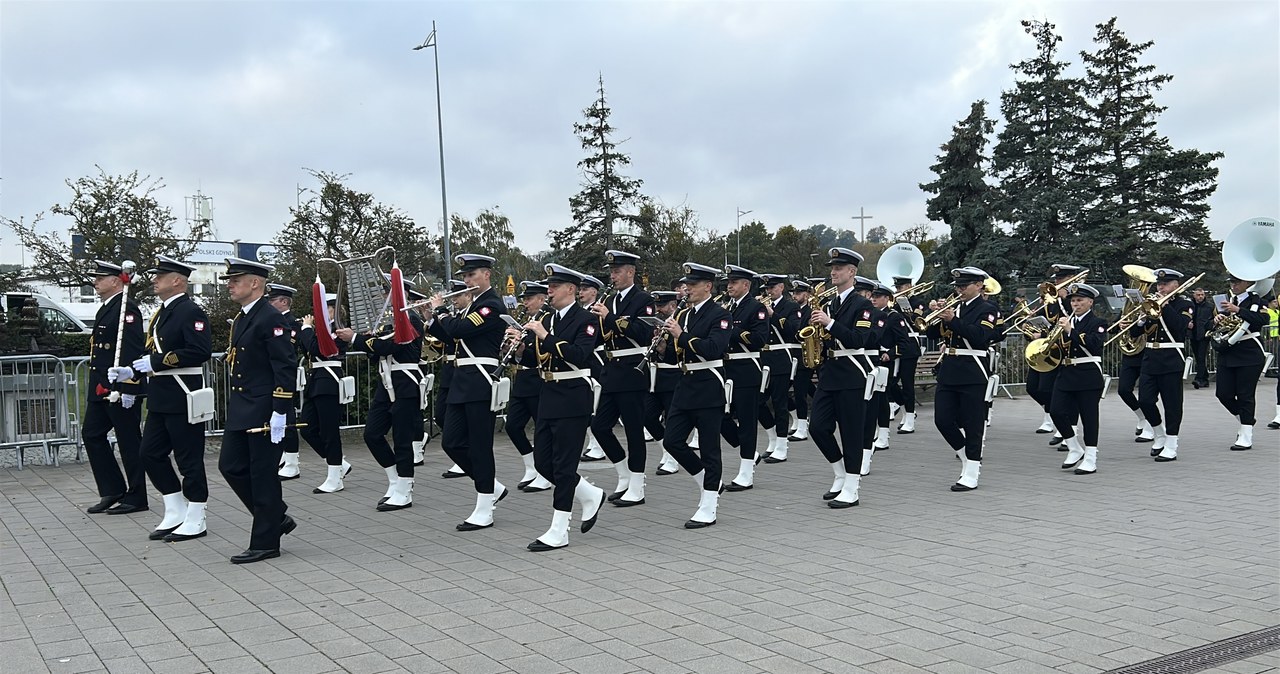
[798,285,839,369]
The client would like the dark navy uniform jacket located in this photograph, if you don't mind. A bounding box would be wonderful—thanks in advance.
[143,294,213,415]
[724,296,769,390]
[428,287,507,404]
[816,289,874,392]
[1130,296,1192,376]
[89,292,146,401]
[599,285,655,393]
[297,320,349,398]
[225,298,297,432]
[665,299,732,410]
[534,303,601,419]
[353,312,425,401]
[1218,291,1268,368]
[761,295,799,382]
[513,309,552,399]
[928,296,999,387]
[1056,311,1107,391]
[884,306,920,360]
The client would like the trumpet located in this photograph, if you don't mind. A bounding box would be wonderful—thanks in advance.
[915,291,964,331]
[1104,272,1205,347]
[892,280,933,301]
[400,285,479,312]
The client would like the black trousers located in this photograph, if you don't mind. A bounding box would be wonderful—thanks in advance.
[218,429,286,551]
[1026,369,1055,410]
[299,394,343,465]
[442,400,498,493]
[888,357,918,413]
[934,383,986,461]
[721,386,760,460]
[1117,357,1142,411]
[1139,370,1184,434]
[1050,387,1102,446]
[505,395,538,457]
[643,390,674,441]
[82,399,147,506]
[364,390,422,477]
[434,385,449,429]
[1216,363,1263,424]
[663,405,723,491]
[1191,339,1210,384]
[757,367,792,436]
[533,415,589,512]
[141,411,207,502]
[591,390,648,472]
[792,367,814,420]
[810,387,865,474]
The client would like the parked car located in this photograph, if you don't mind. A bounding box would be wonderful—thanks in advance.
[0,293,90,334]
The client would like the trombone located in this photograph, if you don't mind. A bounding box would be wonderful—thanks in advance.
[1005,269,1091,334]
[1103,272,1205,347]
[400,285,479,312]
[891,280,933,301]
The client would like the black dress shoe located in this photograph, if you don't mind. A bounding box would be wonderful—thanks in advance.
[1153,455,1177,462]
[527,539,567,552]
[517,479,533,490]
[87,495,121,514]
[763,456,787,464]
[442,470,467,479]
[164,529,207,542]
[522,483,551,493]
[655,466,678,475]
[230,549,280,564]
[950,483,976,492]
[896,428,915,435]
[1049,436,1064,446]
[456,520,492,531]
[1230,444,1252,451]
[581,507,600,533]
[724,482,752,492]
[607,490,626,503]
[684,519,715,529]
[1150,446,1162,457]
[827,498,859,509]
[581,453,606,462]
[1134,427,1141,436]
[413,460,425,467]
[106,502,149,515]
[613,497,644,507]
[1035,428,1051,434]
[754,454,764,465]
[281,515,296,536]
[1192,381,1201,389]
[149,526,178,541]
[1073,467,1096,475]
[376,500,412,512]
[822,490,839,500]
[278,472,300,481]
[1268,421,1280,429]
[1135,436,1154,443]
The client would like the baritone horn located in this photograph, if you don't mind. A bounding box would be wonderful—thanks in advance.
[1116,264,1157,356]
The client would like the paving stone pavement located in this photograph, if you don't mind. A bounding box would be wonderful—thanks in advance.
[2,385,1278,673]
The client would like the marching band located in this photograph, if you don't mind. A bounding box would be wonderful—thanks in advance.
[76,221,1279,563]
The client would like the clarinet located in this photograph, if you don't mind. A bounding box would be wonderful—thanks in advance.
[499,308,549,368]
[634,297,688,372]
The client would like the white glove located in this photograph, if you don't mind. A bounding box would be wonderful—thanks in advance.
[120,394,137,409]
[107,366,134,383]
[131,357,154,374]
[269,412,287,444]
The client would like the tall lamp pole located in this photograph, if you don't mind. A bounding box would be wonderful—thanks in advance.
[736,208,752,265]
[413,22,451,271]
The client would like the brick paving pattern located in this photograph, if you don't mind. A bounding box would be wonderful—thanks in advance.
[2,386,1277,673]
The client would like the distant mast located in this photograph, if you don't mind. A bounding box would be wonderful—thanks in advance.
[186,189,215,239]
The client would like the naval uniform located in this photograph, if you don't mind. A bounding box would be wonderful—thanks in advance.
[1026,298,1066,424]
[590,285,656,472]
[1131,296,1193,438]
[1215,291,1268,427]
[886,297,925,418]
[789,300,815,432]
[506,313,549,464]
[139,294,213,504]
[218,297,297,551]
[1050,311,1107,448]
[757,295,800,442]
[643,319,682,442]
[297,319,349,467]
[661,298,733,491]
[927,296,999,461]
[352,314,426,477]
[809,288,874,476]
[276,310,303,466]
[430,287,508,493]
[83,292,148,509]
[720,295,769,462]
[532,303,603,511]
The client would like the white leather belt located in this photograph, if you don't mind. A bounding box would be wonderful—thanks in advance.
[680,360,723,373]
[543,368,591,382]
[154,367,202,377]
[455,357,500,367]
[942,348,987,357]
[655,363,680,370]
[605,346,648,358]
[389,363,422,372]
[312,360,343,368]
[1064,356,1101,365]
[443,355,457,363]
[725,352,760,360]
[763,343,800,351]
[1149,342,1183,349]
[831,348,877,358]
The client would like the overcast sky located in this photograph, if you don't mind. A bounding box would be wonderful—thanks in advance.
[2,0,1277,269]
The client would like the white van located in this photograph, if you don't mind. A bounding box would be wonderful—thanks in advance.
[1,293,90,334]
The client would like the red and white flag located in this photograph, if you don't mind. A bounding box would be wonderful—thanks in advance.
[312,276,340,358]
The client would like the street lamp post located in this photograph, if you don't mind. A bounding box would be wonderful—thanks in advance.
[412,22,451,272]
[736,207,752,266]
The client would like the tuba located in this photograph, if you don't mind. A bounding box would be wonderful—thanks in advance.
[875,242,925,288]
[798,284,839,368]
[1117,264,1157,356]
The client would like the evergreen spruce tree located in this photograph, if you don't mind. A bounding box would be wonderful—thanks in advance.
[920,100,1009,286]
[991,20,1091,280]
[551,75,646,272]
[1078,17,1222,279]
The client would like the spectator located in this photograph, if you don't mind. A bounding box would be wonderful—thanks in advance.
[1188,287,1215,388]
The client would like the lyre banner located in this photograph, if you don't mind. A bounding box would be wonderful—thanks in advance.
[389,263,417,344]
[312,276,340,358]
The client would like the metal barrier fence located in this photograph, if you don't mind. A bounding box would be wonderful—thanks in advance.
[0,355,78,469]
